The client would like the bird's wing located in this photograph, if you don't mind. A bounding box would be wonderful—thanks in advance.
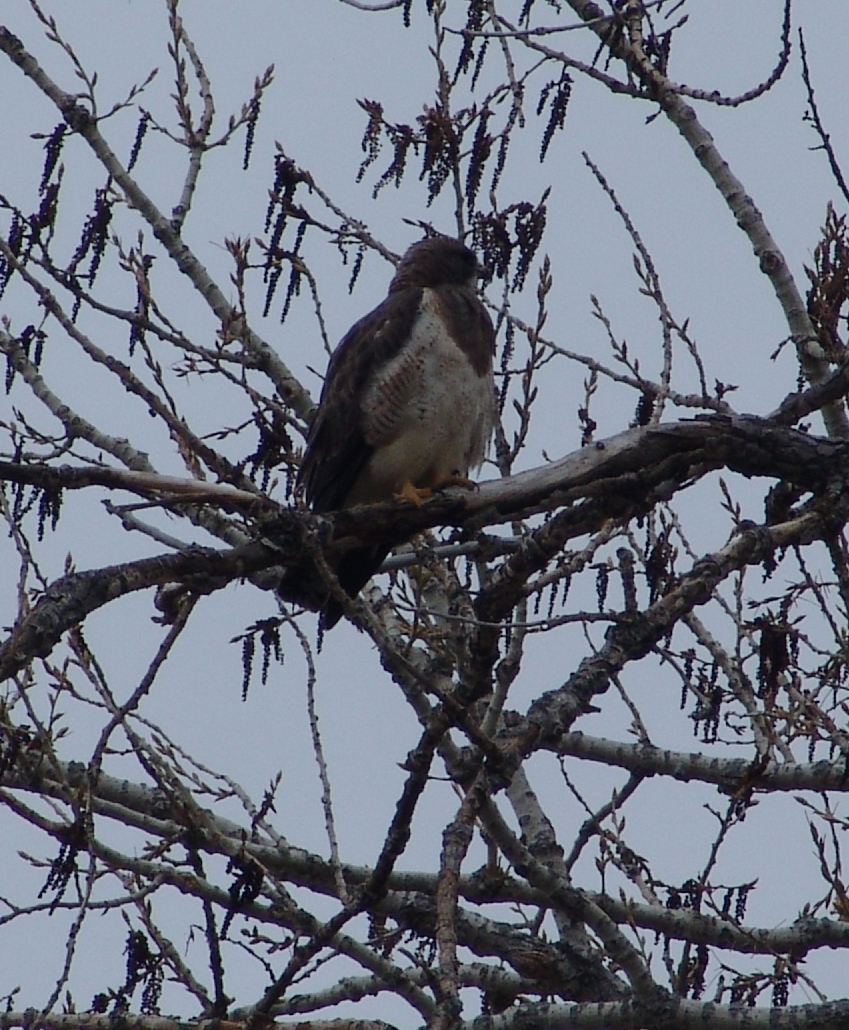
[298,287,423,513]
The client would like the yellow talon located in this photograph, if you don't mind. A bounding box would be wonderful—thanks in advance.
[437,472,476,491]
[395,473,478,506]
[395,481,433,506]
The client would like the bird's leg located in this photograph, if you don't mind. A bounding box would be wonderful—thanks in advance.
[395,480,433,506]
[394,472,479,506]
[433,471,478,491]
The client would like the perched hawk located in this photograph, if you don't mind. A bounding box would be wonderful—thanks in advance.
[297,236,496,628]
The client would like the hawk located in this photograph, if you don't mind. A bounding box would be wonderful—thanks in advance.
[296,236,496,628]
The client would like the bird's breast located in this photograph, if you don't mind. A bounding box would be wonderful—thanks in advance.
[348,291,495,505]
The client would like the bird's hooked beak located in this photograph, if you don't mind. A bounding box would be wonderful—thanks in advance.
[476,260,493,286]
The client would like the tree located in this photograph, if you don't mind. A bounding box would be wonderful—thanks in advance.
[3,0,849,1025]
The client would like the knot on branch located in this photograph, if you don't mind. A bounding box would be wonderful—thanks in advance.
[60,96,93,134]
[759,249,784,274]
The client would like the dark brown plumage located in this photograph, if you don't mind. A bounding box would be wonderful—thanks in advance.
[295,236,496,628]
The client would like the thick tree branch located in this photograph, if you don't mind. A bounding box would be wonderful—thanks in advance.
[556,731,849,793]
[5,414,849,681]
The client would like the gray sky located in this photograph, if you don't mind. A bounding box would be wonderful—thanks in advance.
[2,0,849,1015]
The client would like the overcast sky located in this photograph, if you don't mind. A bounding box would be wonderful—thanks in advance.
[3,0,849,1015]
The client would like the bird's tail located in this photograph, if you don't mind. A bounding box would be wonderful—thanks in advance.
[277,544,391,630]
[320,544,392,629]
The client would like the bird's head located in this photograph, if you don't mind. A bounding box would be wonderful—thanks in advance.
[389,236,483,292]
